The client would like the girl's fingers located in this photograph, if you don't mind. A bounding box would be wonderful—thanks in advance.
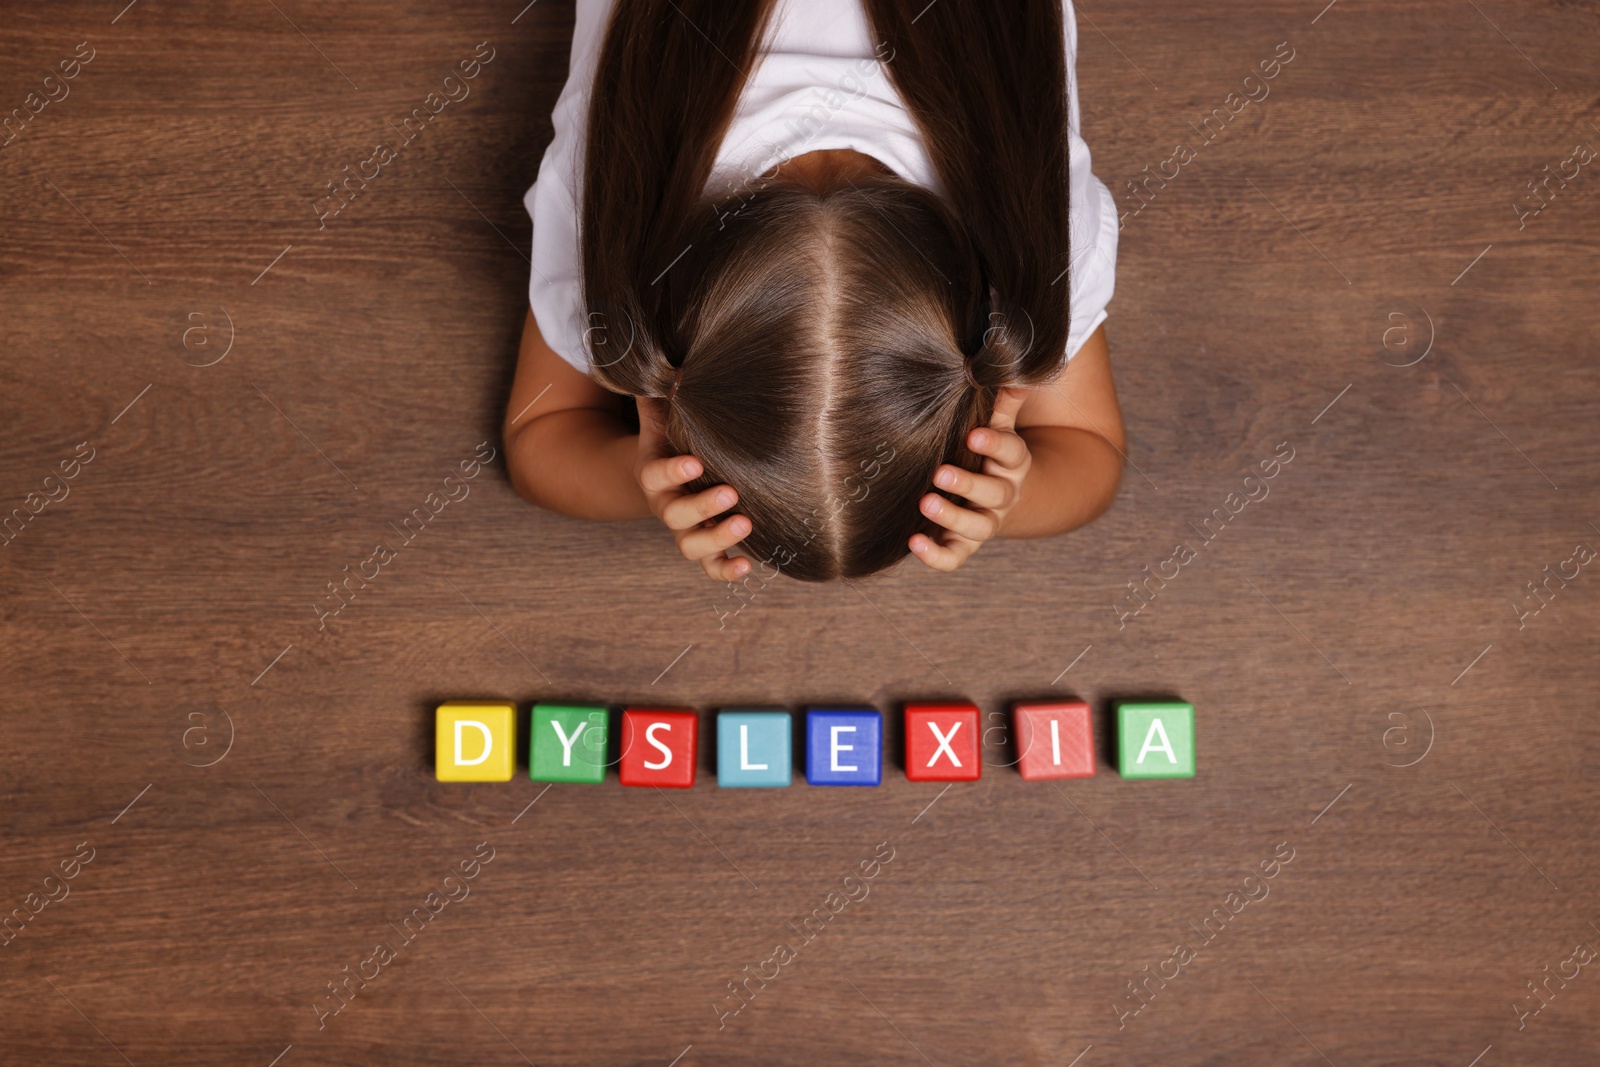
[968,426,1029,470]
[908,531,973,572]
[932,464,1010,510]
[702,554,751,582]
[988,386,1028,433]
[635,397,670,459]
[678,512,751,561]
[920,493,997,543]
[639,453,704,496]
[660,482,737,531]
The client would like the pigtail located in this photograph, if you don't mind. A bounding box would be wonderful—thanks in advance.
[969,289,1040,390]
[580,0,780,399]
[863,0,1073,384]
[585,293,679,400]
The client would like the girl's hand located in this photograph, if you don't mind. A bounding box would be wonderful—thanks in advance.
[909,387,1031,572]
[633,398,753,582]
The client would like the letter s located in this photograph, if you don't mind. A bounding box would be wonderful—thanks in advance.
[644,722,673,769]
[473,841,496,863]
[74,41,97,62]
[473,41,496,63]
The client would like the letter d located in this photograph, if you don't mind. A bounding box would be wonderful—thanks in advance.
[454,720,492,766]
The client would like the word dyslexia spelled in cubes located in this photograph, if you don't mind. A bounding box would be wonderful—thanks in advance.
[434,701,1195,786]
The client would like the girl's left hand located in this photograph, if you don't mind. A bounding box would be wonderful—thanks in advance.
[909,387,1031,572]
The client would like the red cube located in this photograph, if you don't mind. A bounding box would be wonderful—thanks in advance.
[619,708,698,788]
[1014,701,1096,780]
[904,703,981,782]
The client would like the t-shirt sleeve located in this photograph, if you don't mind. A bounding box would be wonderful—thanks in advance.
[1062,0,1119,361]
[523,0,619,375]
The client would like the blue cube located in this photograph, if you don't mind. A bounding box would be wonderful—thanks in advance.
[716,709,792,788]
[805,708,882,786]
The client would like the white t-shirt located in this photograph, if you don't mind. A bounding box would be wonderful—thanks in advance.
[523,0,1118,374]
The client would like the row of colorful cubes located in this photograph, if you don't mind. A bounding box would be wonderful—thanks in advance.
[434,700,1195,785]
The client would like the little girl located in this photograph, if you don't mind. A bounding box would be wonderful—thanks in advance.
[504,0,1125,582]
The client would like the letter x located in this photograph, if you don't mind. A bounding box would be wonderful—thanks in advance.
[927,722,962,768]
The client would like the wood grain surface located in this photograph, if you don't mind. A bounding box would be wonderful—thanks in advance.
[2,1,1597,1064]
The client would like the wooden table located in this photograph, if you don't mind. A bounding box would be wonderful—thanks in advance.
[2,1,1596,1062]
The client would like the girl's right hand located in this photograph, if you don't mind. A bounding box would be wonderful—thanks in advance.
[633,398,753,582]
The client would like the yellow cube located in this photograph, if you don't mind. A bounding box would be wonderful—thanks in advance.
[435,701,516,782]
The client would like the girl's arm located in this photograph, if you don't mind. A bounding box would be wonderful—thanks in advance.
[502,308,649,520]
[502,310,755,580]
[1002,323,1127,537]
[909,323,1125,571]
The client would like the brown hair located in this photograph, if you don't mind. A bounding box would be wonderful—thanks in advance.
[581,0,1072,581]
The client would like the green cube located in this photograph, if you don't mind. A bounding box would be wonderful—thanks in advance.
[530,704,609,783]
[1116,702,1195,779]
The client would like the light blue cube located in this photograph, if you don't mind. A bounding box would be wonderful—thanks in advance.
[716,709,792,788]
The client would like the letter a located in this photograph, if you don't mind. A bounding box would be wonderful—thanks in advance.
[1137,719,1176,765]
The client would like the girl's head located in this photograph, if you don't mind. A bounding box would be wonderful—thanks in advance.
[581,0,1074,581]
